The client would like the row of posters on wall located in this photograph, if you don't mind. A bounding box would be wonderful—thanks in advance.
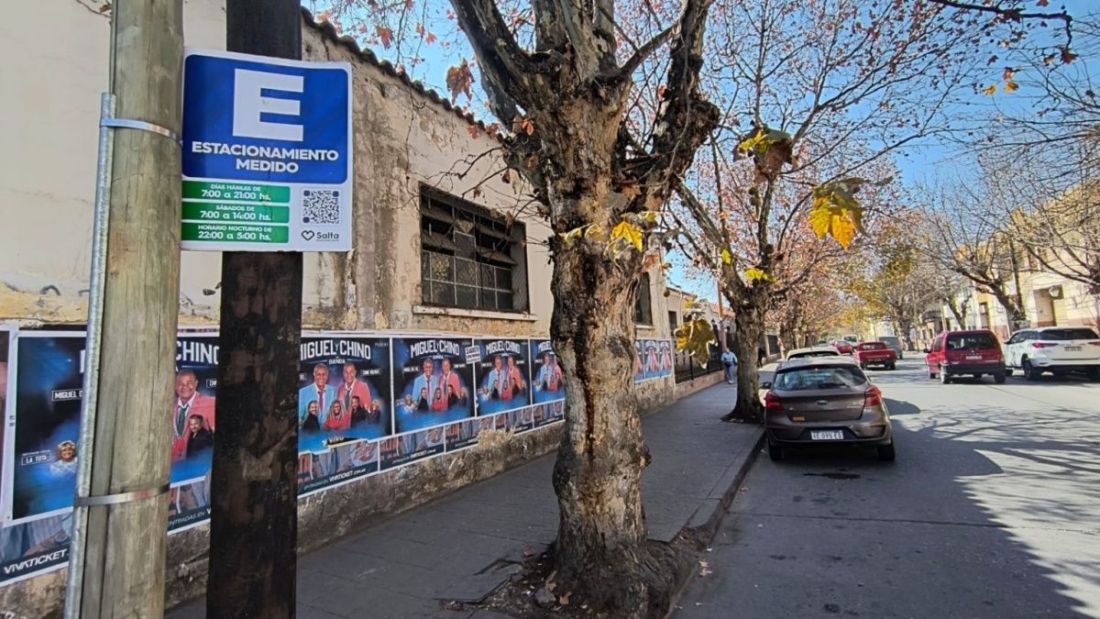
[0,326,673,585]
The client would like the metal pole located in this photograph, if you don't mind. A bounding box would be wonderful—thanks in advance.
[63,92,116,619]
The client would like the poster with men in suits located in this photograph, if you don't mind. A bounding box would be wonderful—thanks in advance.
[530,340,564,404]
[392,337,474,434]
[168,334,218,532]
[474,339,530,416]
[296,336,392,495]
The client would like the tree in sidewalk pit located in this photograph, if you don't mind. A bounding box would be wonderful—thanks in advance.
[316,0,719,615]
[668,0,996,422]
[918,181,1029,329]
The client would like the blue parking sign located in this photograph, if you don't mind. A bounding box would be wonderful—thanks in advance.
[180,49,353,252]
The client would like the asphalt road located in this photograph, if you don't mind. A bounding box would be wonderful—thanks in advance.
[674,357,1100,619]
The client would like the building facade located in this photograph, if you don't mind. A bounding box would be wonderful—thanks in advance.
[0,2,683,615]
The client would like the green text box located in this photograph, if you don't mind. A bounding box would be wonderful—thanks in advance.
[182,181,290,203]
[182,222,290,244]
[182,202,291,224]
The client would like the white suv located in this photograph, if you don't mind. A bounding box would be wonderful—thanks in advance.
[1003,327,1100,381]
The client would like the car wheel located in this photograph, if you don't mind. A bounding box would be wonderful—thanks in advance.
[767,441,784,462]
[1005,368,1013,377]
[1023,359,1041,381]
[940,367,951,384]
[888,363,896,370]
[877,443,896,462]
[994,372,1006,384]
[929,369,937,379]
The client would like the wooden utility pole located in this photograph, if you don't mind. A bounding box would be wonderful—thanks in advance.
[206,1,303,618]
[64,1,184,617]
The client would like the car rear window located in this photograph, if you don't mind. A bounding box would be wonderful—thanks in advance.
[946,333,997,350]
[789,350,840,359]
[881,337,899,345]
[1039,328,1099,341]
[858,342,886,350]
[774,366,867,391]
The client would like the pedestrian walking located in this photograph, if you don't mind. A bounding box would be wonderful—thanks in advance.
[721,349,737,384]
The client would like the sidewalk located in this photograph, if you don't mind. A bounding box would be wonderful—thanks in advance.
[170,384,762,619]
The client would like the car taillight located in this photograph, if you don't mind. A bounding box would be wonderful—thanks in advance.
[864,385,882,408]
[1032,342,1057,348]
[765,392,783,411]
[1088,341,1100,347]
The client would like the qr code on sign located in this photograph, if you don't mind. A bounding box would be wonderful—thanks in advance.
[302,189,341,225]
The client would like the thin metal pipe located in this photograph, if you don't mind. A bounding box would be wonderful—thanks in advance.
[63,91,116,619]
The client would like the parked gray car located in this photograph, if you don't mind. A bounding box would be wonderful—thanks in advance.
[761,357,895,462]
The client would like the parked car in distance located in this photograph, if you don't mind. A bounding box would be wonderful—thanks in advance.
[831,340,854,355]
[785,347,841,361]
[879,336,904,360]
[1003,326,1100,381]
[925,330,1006,384]
[762,357,894,462]
[854,341,897,370]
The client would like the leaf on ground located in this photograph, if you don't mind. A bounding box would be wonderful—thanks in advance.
[559,591,572,606]
[699,560,713,577]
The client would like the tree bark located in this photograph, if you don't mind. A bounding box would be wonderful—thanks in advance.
[728,293,766,423]
[550,232,652,616]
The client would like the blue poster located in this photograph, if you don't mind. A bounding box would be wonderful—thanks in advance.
[474,339,530,416]
[296,336,392,495]
[9,333,84,522]
[168,334,219,532]
[392,337,474,434]
[530,340,564,403]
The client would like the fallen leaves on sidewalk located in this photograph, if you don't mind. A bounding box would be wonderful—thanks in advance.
[699,560,713,577]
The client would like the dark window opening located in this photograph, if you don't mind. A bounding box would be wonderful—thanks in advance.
[419,187,529,313]
[634,273,653,325]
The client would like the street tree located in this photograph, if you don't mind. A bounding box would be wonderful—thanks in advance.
[314,0,720,614]
[919,182,1029,328]
[670,0,988,420]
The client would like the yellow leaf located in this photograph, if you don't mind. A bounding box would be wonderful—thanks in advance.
[744,267,773,282]
[720,248,733,264]
[585,223,605,241]
[561,226,585,246]
[1004,80,1019,93]
[674,318,715,367]
[808,205,832,239]
[831,212,857,249]
[983,84,998,95]
[611,221,643,252]
[637,211,660,224]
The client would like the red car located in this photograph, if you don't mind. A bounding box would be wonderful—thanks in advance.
[831,340,854,355]
[925,329,1006,384]
[854,341,897,370]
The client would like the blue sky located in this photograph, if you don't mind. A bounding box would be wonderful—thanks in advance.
[305,0,1096,302]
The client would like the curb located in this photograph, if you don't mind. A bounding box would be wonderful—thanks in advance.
[662,428,765,619]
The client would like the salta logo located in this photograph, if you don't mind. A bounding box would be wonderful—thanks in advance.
[301,230,316,241]
[300,230,341,242]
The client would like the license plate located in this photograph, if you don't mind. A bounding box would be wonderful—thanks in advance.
[1065,346,1082,352]
[966,355,982,360]
[810,430,844,441]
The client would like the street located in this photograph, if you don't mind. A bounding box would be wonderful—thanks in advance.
[675,358,1100,619]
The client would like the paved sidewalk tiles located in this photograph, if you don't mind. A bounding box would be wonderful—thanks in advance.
[171,383,761,619]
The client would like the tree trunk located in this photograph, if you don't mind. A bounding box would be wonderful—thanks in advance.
[550,234,653,616]
[729,293,766,423]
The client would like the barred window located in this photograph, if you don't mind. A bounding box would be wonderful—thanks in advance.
[420,186,529,312]
[634,273,653,325]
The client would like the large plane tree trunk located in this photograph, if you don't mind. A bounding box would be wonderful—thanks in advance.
[730,293,766,423]
[550,225,651,614]
[446,1,719,615]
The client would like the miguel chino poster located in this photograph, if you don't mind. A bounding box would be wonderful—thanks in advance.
[297,336,392,496]
[1,331,84,586]
[474,338,530,417]
[167,334,219,532]
[530,340,564,404]
[392,337,474,434]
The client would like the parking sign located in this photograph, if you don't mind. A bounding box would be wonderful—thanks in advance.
[180,49,353,252]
